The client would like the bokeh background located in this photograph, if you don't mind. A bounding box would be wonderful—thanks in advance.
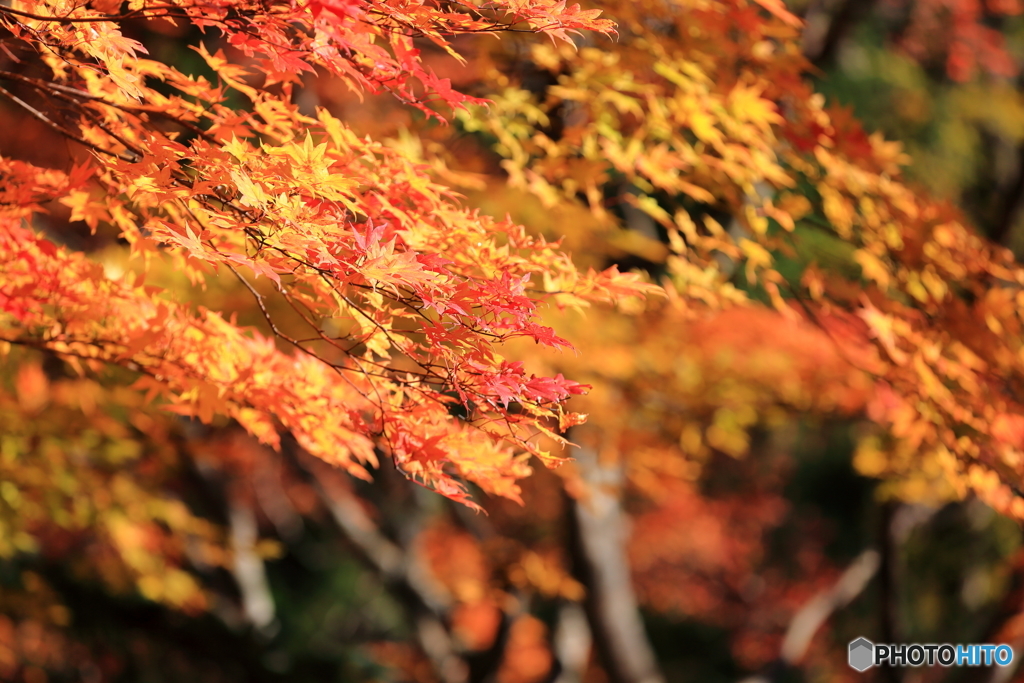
[4,1,1024,682]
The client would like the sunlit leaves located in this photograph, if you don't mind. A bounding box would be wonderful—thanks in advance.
[459,0,1024,522]
[0,354,218,612]
[0,0,644,510]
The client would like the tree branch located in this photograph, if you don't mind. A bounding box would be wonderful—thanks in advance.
[228,496,277,633]
[802,0,881,67]
[285,441,468,683]
[567,447,663,683]
[738,549,880,683]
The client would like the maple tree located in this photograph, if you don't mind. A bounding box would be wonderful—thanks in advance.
[5,0,1024,681]
[800,0,1024,249]
[0,0,653,509]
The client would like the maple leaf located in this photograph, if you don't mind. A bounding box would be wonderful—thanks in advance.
[523,373,588,402]
[60,190,111,233]
[857,300,908,365]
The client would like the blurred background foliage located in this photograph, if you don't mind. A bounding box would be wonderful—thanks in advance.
[5,1,1024,682]
[795,0,1024,253]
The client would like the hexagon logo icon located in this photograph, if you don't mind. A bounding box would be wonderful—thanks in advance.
[849,637,874,672]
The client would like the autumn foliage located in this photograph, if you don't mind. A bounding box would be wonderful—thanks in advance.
[0,0,662,510]
[4,0,1024,680]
